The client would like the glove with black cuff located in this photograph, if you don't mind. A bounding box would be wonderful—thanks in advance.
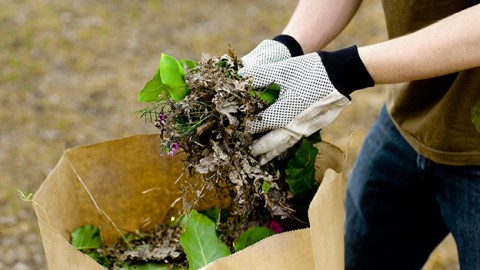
[241,35,304,68]
[240,44,374,165]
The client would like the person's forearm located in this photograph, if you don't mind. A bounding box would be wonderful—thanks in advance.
[283,0,362,53]
[358,4,480,84]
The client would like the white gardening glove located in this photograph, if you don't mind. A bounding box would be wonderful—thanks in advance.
[240,46,374,165]
[241,35,304,68]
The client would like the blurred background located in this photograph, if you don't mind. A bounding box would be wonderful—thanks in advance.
[0,0,458,269]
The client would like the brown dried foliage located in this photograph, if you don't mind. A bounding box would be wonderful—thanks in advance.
[102,223,186,269]
[158,50,291,219]
[97,51,306,268]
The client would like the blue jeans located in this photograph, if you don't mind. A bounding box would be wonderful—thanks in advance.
[345,106,480,270]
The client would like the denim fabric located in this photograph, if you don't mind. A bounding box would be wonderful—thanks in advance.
[345,105,480,270]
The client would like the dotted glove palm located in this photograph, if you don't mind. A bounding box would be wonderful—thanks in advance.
[240,46,374,164]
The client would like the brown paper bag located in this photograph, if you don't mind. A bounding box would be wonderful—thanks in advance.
[33,134,346,270]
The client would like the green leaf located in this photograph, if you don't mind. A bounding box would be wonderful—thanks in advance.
[233,227,274,252]
[199,207,220,223]
[119,262,186,270]
[199,207,230,225]
[307,130,322,144]
[262,181,271,194]
[180,210,231,270]
[137,56,195,103]
[251,83,280,105]
[160,53,189,101]
[285,139,319,198]
[71,225,103,250]
[218,59,227,68]
[138,69,169,102]
[178,59,197,73]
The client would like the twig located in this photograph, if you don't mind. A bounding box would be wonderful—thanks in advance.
[18,189,52,227]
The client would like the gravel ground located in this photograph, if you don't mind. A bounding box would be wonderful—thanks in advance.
[0,0,458,269]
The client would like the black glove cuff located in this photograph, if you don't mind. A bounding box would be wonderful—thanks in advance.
[317,45,374,98]
[273,35,304,57]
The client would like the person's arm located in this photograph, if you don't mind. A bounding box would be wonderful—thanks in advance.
[283,0,363,53]
[242,3,480,164]
[359,4,480,84]
[241,0,362,68]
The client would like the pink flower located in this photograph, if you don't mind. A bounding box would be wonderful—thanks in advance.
[156,113,167,128]
[168,143,179,156]
[159,113,166,126]
[266,220,283,233]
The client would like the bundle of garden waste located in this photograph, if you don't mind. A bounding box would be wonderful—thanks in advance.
[71,49,322,270]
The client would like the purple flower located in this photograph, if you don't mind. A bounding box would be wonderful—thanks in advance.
[266,220,283,234]
[168,143,179,156]
[159,113,166,126]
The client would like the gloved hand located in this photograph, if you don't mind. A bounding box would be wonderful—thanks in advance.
[241,35,304,68]
[240,46,374,165]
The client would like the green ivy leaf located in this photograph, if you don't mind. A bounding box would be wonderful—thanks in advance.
[160,53,189,101]
[71,225,103,250]
[285,139,319,198]
[138,69,169,102]
[233,227,274,252]
[180,210,231,270]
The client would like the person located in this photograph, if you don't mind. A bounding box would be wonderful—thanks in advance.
[239,0,480,269]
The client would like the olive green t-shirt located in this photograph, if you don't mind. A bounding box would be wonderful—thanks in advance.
[382,0,480,165]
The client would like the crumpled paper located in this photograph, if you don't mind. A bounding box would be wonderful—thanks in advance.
[33,134,345,270]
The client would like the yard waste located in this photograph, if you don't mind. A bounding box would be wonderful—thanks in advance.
[33,134,346,270]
